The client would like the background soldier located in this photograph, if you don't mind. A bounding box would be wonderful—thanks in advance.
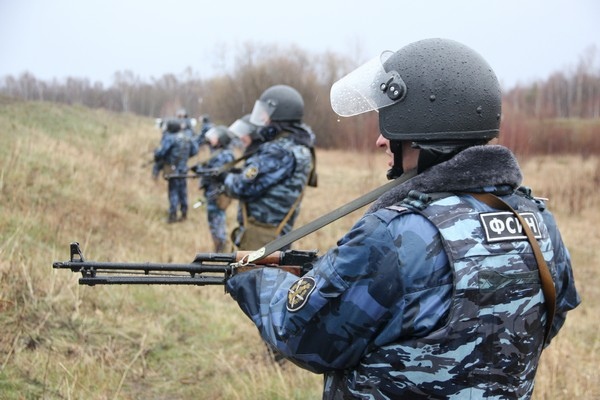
[191,125,236,252]
[195,114,214,148]
[223,85,316,250]
[154,118,199,223]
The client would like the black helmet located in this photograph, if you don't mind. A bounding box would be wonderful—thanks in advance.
[166,119,181,133]
[250,85,304,126]
[330,38,502,143]
[205,125,234,148]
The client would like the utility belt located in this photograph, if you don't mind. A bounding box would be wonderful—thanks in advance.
[162,164,177,178]
[204,184,232,211]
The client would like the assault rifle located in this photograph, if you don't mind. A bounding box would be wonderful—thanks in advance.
[163,167,219,180]
[53,242,317,286]
[163,164,242,180]
[164,148,252,181]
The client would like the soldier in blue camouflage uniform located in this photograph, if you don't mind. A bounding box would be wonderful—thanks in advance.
[176,108,195,135]
[154,118,199,223]
[195,114,214,148]
[223,85,316,251]
[191,126,236,252]
[225,39,580,399]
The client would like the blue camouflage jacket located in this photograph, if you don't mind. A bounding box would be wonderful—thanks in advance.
[200,148,235,201]
[154,130,199,174]
[224,133,313,235]
[226,145,580,399]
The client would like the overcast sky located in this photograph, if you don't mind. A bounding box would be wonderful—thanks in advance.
[1,0,599,89]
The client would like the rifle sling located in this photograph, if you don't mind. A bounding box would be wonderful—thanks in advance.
[215,149,257,174]
[469,192,556,344]
[215,131,300,174]
[246,169,417,263]
[198,148,224,166]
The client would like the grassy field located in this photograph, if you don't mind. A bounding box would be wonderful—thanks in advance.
[0,98,598,399]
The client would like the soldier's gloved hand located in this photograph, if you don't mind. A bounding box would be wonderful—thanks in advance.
[229,167,242,174]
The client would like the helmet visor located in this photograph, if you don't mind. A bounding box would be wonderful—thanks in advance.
[204,127,220,142]
[249,99,277,126]
[330,51,400,116]
[229,118,255,138]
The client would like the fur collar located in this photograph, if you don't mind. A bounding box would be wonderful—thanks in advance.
[368,145,523,212]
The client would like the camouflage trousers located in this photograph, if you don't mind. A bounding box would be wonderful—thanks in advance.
[207,201,227,252]
[168,177,188,215]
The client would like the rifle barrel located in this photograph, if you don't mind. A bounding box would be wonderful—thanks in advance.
[80,276,226,286]
[53,260,229,274]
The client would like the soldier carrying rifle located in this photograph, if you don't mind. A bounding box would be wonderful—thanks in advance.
[153,118,199,223]
[190,125,237,252]
[226,38,581,399]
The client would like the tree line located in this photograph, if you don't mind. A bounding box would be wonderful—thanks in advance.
[2,43,599,154]
[503,46,600,119]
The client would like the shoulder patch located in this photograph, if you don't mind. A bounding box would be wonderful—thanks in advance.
[479,211,542,243]
[243,165,259,180]
[286,277,316,312]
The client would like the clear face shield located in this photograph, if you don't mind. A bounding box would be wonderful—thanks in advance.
[249,99,277,126]
[228,118,255,138]
[204,127,222,146]
[330,51,406,117]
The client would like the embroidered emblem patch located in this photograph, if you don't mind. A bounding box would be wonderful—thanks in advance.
[244,166,258,180]
[286,277,316,312]
[479,211,542,243]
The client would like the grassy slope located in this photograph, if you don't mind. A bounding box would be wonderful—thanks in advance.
[0,98,598,399]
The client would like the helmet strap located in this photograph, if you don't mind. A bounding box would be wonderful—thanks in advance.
[386,140,404,180]
[255,125,278,142]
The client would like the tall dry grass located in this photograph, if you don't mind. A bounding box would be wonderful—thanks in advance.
[0,98,598,399]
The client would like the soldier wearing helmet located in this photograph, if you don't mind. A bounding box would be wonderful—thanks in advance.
[191,126,236,252]
[228,113,261,155]
[154,118,199,223]
[175,108,194,132]
[195,114,214,147]
[222,85,316,250]
[225,39,580,398]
